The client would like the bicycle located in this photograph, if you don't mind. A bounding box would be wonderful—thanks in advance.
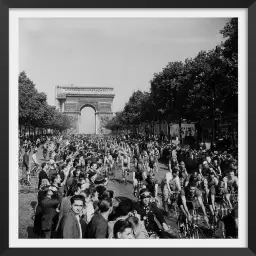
[177,208,206,239]
[106,163,115,178]
[209,199,232,238]
[209,213,226,238]
[19,177,32,187]
[30,164,39,177]
[187,209,206,239]
[177,213,190,238]
[166,192,180,220]
[43,148,48,160]
[133,178,145,198]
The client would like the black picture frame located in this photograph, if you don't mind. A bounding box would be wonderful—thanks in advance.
[0,0,253,256]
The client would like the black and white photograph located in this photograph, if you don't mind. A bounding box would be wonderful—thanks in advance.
[11,9,246,247]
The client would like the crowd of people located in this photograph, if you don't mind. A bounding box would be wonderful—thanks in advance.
[19,133,238,239]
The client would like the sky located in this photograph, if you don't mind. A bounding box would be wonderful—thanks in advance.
[19,18,228,113]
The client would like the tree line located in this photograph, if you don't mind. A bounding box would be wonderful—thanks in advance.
[19,71,72,136]
[105,18,238,143]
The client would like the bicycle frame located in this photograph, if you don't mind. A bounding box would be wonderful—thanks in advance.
[177,212,190,238]
[188,209,204,239]
[177,208,205,239]
[167,192,180,219]
[30,164,39,177]
[210,199,231,238]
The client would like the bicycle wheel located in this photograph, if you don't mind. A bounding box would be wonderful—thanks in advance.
[210,221,218,238]
[177,218,189,238]
[217,220,226,238]
[173,203,179,220]
[177,222,186,238]
[25,179,32,187]
[191,227,199,239]
[19,178,24,186]
[30,166,36,177]
[197,227,205,239]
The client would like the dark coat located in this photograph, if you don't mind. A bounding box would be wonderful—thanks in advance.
[86,213,108,238]
[41,197,60,231]
[23,153,29,168]
[134,202,165,233]
[38,170,49,190]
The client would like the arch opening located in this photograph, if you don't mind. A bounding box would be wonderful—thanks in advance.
[79,105,96,134]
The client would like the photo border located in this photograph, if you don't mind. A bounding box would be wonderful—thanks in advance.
[0,0,253,255]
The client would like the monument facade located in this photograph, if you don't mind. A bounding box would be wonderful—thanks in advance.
[55,85,115,134]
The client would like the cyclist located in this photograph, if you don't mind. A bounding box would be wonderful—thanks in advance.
[43,143,48,160]
[178,181,209,226]
[36,137,41,148]
[223,168,238,192]
[212,158,222,178]
[104,151,114,177]
[223,168,238,207]
[184,169,203,189]
[166,146,172,171]
[154,147,160,172]
[144,172,159,200]
[161,163,173,211]
[27,139,32,154]
[208,181,231,223]
[141,149,149,171]
[179,163,188,190]
[222,203,238,238]
[205,171,219,206]
[162,167,181,213]
[132,160,146,197]
[148,152,157,175]
[179,161,188,174]
[133,144,140,166]
[121,153,131,184]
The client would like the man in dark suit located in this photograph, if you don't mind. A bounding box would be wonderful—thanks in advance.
[22,149,30,180]
[86,198,113,238]
[61,195,85,239]
[40,186,61,238]
[38,162,49,190]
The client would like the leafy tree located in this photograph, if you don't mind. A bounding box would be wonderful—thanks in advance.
[19,71,72,133]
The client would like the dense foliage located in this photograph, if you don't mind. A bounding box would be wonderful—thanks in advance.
[105,18,238,141]
[19,71,72,132]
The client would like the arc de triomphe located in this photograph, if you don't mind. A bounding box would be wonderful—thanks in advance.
[55,85,115,134]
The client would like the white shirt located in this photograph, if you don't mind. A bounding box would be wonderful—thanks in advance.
[84,201,95,224]
[169,176,181,191]
[32,153,38,165]
[76,215,82,239]
[165,172,173,183]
